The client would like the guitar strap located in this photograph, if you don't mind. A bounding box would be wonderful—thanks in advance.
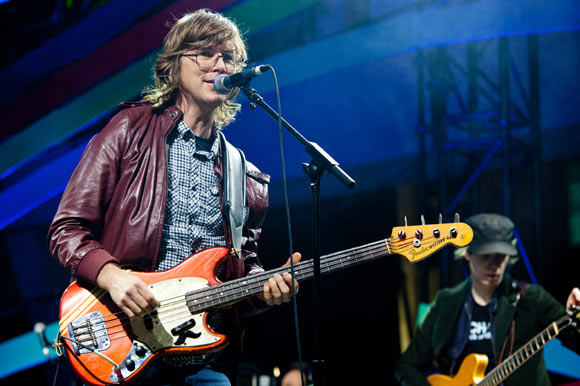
[219,131,248,256]
[497,281,529,363]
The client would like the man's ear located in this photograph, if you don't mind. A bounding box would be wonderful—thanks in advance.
[464,251,471,262]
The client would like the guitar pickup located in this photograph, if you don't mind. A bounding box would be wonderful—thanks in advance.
[171,318,196,336]
[143,310,157,331]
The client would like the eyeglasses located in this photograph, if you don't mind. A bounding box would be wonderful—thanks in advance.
[181,51,241,72]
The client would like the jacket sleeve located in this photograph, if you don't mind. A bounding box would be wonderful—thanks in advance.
[48,110,129,286]
[528,285,580,354]
[395,293,443,386]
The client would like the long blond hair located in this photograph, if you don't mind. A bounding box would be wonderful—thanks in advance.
[143,9,247,128]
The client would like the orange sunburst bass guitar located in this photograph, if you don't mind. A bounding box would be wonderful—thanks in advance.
[427,307,580,386]
[56,221,472,385]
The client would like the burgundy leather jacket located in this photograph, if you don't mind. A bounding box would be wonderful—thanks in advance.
[48,103,270,288]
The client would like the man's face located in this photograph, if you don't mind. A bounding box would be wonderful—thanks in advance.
[466,252,509,288]
[281,369,306,386]
[178,43,237,111]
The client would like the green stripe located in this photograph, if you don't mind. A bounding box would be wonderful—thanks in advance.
[225,0,318,34]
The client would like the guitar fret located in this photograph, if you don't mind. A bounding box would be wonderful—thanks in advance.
[322,257,331,274]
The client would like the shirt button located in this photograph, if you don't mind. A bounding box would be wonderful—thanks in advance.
[211,186,219,196]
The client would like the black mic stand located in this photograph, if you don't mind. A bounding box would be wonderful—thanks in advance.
[240,84,355,386]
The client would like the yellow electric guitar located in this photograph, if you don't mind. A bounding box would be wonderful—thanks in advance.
[427,307,580,386]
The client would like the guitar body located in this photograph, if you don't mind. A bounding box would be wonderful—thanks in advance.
[55,221,474,385]
[58,247,231,386]
[427,354,488,386]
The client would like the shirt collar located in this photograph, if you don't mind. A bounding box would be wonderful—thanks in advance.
[176,120,219,160]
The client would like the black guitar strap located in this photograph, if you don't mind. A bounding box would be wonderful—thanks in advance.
[219,131,248,256]
[497,281,529,363]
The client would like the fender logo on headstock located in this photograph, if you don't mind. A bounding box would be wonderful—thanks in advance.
[408,235,452,260]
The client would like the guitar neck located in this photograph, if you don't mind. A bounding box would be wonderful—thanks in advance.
[185,239,392,313]
[479,313,573,386]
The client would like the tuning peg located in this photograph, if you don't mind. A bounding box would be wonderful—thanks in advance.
[421,215,425,225]
[404,216,408,227]
[439,213,442,224]
[454,213,460,223]
[450,227,458,238]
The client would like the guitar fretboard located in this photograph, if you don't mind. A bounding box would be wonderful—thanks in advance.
[184,239,392,313]
[479,313,571,386]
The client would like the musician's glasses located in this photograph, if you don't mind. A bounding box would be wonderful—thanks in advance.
[182,51,240,73]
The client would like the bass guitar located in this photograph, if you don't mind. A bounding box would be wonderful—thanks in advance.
[56,220,472,385]
[427,307,580,386]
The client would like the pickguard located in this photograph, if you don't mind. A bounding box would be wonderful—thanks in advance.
[130,277,222,351]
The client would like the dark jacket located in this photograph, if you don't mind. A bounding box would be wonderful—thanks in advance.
[48,103,270,289]
[396,274,580,386]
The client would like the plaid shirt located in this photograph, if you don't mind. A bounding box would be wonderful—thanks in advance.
[156,120,225,271]
[157,120,233,368]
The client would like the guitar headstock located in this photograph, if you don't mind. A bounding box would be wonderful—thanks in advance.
[390,217,473,263]
[559,305,580,332]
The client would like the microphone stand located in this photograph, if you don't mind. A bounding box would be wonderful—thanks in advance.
[240,84,355,386]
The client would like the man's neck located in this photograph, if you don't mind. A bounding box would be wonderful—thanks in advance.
[177,97,216,138]
[471,281,497,306]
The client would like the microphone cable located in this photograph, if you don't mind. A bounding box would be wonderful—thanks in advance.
[263,64,306,386]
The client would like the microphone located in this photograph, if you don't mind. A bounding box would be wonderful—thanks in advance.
[34,322,50,359]
[214,65,270,94]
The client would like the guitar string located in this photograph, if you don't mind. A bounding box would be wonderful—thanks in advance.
[67,235,445,345]
[483,328,550,385]
[69,238,398,345]
[67,234,444,347]
[147,232,441,314]
[128,234,424,313]
[68,233,454,345]
[67,239,387,345]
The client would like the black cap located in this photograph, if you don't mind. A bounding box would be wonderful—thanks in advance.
[465,213,518,256]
